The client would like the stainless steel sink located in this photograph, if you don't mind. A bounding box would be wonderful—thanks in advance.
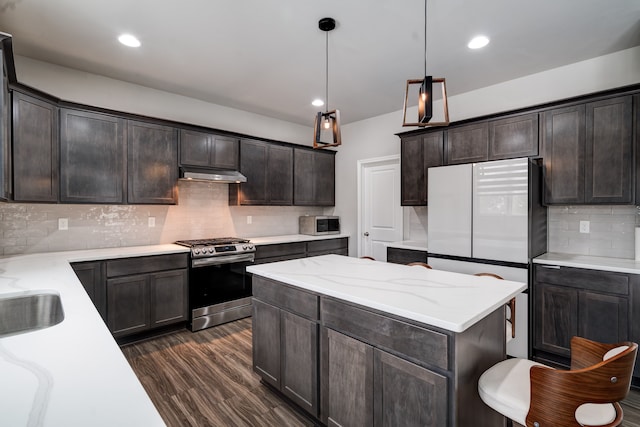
[0,291,64,337]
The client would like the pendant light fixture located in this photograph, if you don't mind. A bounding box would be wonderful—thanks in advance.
[402,0,449,127]
[313,17,342,149]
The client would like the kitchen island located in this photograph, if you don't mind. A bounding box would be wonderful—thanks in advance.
[247,255,526,426]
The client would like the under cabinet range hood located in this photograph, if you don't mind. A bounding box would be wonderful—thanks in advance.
[179,166,247,183]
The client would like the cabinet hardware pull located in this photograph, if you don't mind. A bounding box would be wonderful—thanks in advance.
[540,265,561,269]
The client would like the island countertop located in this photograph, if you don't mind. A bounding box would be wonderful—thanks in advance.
[247,254,525,333]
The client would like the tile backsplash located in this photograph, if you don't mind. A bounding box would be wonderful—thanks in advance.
[548,205,637,259]
[0,181,325,256]
[403,205,637,260]
[403,206,428,242]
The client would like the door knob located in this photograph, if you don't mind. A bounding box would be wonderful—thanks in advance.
[364,232,369,236]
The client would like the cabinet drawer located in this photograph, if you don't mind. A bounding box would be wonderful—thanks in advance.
[308,248,348,257]
[253,276,319,320]
[387,247,428,265]
[306,238,348,253]
[106,253,188,277]
[255,242,306,260]
[321,297,448,370]
[535,264,629,295]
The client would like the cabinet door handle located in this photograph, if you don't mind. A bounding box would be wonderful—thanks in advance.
[540,265,561,269]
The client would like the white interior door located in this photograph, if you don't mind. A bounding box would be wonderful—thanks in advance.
[358,156,402,261]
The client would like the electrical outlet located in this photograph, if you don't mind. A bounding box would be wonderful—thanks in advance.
[579,220,590,233]
[247,216,252,225]
[58,218,68,230]
[148,217,155,228]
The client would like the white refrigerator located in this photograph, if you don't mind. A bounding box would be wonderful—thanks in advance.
[427,157,547,357]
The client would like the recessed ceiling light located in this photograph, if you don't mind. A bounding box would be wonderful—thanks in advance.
[312,99,324,107]
[468,35,489,49]
[118,34,141,48]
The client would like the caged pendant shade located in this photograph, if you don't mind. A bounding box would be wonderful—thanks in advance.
[313,17,342,149]
[402,0,449,127]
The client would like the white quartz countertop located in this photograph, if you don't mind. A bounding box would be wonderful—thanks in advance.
[386,240,428,251]
[534,252,640,275]
[247,254,525,333]
[0,244,189,427]
[248,234,350,245]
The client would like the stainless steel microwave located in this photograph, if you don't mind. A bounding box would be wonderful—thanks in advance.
[299,216,340,236]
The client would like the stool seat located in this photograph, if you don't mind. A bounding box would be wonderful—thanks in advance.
[477,337,637,427]
[478,358,617,426]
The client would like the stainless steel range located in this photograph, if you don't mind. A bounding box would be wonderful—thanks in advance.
[174,237,255,331]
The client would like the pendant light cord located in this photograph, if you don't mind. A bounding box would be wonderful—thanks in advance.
[325,30,329,113]
[424,0,427,76]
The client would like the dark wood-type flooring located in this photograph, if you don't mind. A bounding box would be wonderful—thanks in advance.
[122,318,640,427]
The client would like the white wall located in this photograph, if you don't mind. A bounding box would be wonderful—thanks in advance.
[334,46,640,257]
[14,55,313,146]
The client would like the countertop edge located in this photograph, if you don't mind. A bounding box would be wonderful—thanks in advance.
[534,252,640,275]
[248,234,350,245]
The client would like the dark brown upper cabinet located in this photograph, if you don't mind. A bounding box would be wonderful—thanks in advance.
[293,148,335,206]
[446,122,489,165]
[179,129,238,170]
[400,131,444,206]
[12,91,59,202]
[543,95,633,204]
[229,139,293,205]
[127,120,178,204]
[60,108,126,204]
[585,96,633,204]
[0,46,11,201]
[488,113,539,160]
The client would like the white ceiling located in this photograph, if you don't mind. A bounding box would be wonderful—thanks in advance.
[1,0,639,126]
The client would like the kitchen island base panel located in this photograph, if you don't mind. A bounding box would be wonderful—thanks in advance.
[253,274,507,426]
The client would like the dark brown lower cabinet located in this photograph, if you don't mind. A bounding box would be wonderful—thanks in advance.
[105,253,188,338]
[107,269,187,337]
[71,261,106,321]
[325,329,374,427]
[253,275,504,426]
[386,247,428,264]
[326,329,446,427]
[306,238,349,257]
[374,349,447,427]
[533,264,639,381]
[281,310,318,414]
[252,299,281,388]
[150,269,189,328]
[252,293,319,417]
[107,274,150,337]
[254,237,349,265]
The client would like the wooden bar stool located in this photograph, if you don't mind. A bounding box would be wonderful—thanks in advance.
[407,262,432,269]
[478,337,638,426]
[474,272,516,340]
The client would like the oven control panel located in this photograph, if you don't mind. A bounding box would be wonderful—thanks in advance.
[191,243,255,258]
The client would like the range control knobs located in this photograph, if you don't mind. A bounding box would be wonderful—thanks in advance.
[193,249,200,255]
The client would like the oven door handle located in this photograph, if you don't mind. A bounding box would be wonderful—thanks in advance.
[191,253,255,267]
